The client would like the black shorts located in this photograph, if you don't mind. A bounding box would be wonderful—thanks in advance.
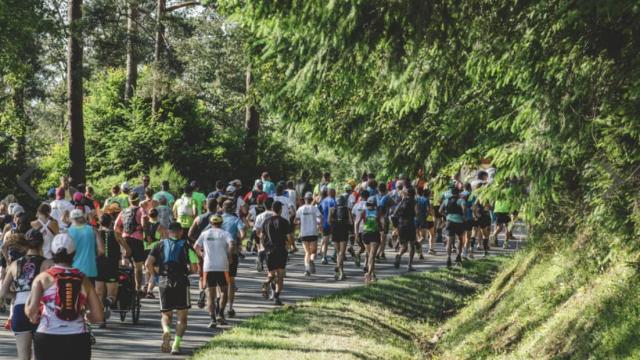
[495,212,511,224]
[476,215,491,228]
[426,221,435,229]
[159,276,191,312]
[34,332,91,360]
[125,237,146,263]
[464,221,474,231]
[266,249,287,271]
[205,271,228,288]
[398,225,417,243]
[446,221,465,237]
[96,256,119,283]
[229,253,239,277]
[331,224,350,243]
[362,232,380,245]
[301,235,318,242]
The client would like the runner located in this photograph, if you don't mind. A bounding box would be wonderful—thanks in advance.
[424,188,437,255]
[50,188,73,233]
[68,209,104,282]
[190,180,207,215]
[207,180,226,201]
[140,187,158,214]
[132,174,151,200]
[351,190,369,268]
[355,197,382,283]
[114,193,146,293]
[57,175,79,201]
[440,186,467,267]
[145,222,197,355]
[103,185,127,214]
[143,208,168,299]
[155,195,174,229]
[26,233,103,360]
[393,187,418,271]
[472,181,492,256]
[0,229,53,360]
[254,198,275,272]
[461,182,475,259]
[295,192,322,277]
[318,186,336,264]
[30,203,59,259]
[415,186,430,259]
[96,214,129,327]
[173,185,197,234]
[221,200,245,318]
[294,170,313,207]
[273,184,296,253]
[491,196,512,249]
[153,180,176,208]
[260,201,289,305]
[261,172,276,196]
[329,187,353,280]
[374,183,393,260]
[194,214,234,328]
[313,172,333,201]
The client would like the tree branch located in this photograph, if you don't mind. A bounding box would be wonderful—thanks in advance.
[165,1,200,12]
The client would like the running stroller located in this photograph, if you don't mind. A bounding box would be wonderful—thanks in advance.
[112,265,141,324]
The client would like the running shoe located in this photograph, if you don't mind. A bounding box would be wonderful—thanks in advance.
[261,282,270,299]
[428,249,436,255]
[503,241,509,249]
[217,316,228,325]
[321,257,329,265]
[304,270,311,277]
[197,290,206,309]
[103,297,112,320]
[394,254,401,269]
[256,258,264,272]
[161,332,172,353]
[347,247,356,258]
[310,261,316,274]
[171,346,181,355]
[208,319,217,329]
[455,254,462,264]
[228,308,236,318]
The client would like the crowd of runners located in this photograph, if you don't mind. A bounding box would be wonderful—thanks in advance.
[0,168,519,359]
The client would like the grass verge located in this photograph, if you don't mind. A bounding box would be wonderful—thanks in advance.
[192,257,509,360]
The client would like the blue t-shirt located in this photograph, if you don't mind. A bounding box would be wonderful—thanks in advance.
[262,180,275,196]
[375,194,390,214]
[319,197,336,231]
[69,224,97,277]
[462,191,475,221]
[222,213,245,245]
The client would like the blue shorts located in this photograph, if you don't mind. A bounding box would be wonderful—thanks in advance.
[12,304,37,334]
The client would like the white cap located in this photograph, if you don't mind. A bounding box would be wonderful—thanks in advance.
[8,203,24,216]
[304,192,313,199]
[121,181,130,191]
[226,185,237,193]
[51,233,75,254]
[70,209,84,219]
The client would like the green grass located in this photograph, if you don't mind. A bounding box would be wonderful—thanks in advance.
[192,257,509,360]
[429,247,640,359]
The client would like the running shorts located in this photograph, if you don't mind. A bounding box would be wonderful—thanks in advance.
[125,237,146,263]
[494,212,511,224]
[205,271,228,288]
[362,232,380,245]
[266,249,287,271]
[158,276,191,312]
[34,333,91,360]
[331,223,350,243]
[477,215,491,228]
[12,304,37,334]
[96,255,118,283]
[446,221,465,237]
[398,225,417,243]
[464,221,474,231]
[301,235,318,243]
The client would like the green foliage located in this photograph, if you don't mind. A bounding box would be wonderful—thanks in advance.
[35,142,69,196]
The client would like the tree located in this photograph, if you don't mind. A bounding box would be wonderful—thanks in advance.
[124,0,139,101]
[244,64,259,178]
[67,0,85,186]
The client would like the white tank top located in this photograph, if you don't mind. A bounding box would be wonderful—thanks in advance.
[36,266,87,335]
[38,219,54,259]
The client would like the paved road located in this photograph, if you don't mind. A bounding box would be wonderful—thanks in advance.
[0,236,519,359]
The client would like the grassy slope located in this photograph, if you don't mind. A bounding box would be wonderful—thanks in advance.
[430,247,640,359]
[192,257,508,360]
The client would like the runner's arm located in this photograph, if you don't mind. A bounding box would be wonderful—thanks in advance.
[187,217,199,242]
[25,275,45,324]
[145,255,157,276]
[0,262,15,299]
[114,230,131,257]
[95,228,105,257]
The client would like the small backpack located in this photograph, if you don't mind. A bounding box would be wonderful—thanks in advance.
[363,208,378,233]
[156,205,173,228]
[122,206,139,234]
[162,239,187,279]
[177,197,194,217]
[47,267,84,321]
[446,195,463,216]
[334,196,349,224]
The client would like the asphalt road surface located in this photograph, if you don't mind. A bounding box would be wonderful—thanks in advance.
[0,235,520,359]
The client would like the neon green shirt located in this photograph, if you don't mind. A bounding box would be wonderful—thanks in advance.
[192,191,206,215]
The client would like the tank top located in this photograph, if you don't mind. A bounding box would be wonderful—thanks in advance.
[38,219,55,259]
[37,266,87,335]
[68,224,97,277]
[13,254,45,304]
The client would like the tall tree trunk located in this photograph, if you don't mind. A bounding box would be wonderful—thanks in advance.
[244,64,259,177]
[151,0,166,116]
[11,87,27,165]
[68,0,85,186]
[124,0,139,101]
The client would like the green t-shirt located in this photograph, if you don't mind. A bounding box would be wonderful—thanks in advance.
[192,191,206,215]
[173,195,196,228]
[153,190,175,208]
[144,220,162,251]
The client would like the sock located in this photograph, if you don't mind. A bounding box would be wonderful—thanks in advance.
[173,335,182,349]
[162,324,171,334]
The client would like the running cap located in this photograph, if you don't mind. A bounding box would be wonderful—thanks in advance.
[210,214,223,224]
[70,209,84,219]
[304,192,313,199]
[51,233,75,254]
[73,192,83,202]
[8,203,25,216]
[226,185,237,193]
[121,181,130,191]
[47,188,57,198]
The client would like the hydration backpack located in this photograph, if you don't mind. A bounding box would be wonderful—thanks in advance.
[363,208,378,233]
[177,197,194,218]
[46,267,84,321]
[161,239,187,279]
[335,196,349,224]
[122,206,139,234]
[446,196,463,216]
